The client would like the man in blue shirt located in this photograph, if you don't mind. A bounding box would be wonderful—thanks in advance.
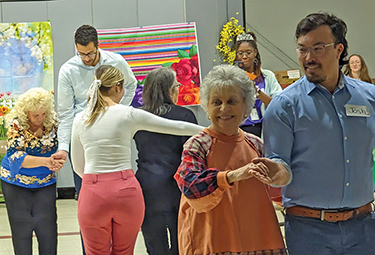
[263,12,375,254]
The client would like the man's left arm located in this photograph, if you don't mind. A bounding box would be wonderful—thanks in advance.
[263,94,294,186]
[118,58,137,106]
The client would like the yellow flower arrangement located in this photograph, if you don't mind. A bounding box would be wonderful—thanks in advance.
[216,17,245,64]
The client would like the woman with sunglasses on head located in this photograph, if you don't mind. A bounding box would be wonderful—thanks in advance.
[234,32,282,137]
[134,67,197,255]
[70,65,202,255]
[344,54,373,84]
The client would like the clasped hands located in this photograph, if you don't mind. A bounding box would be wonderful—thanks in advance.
[48,150,68,172]
[226,157,289,186]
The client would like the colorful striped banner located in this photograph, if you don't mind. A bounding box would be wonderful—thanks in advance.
[98,22,200,106]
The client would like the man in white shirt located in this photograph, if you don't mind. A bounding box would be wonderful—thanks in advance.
[53,25,137,197]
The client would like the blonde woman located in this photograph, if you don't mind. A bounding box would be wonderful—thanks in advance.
[0,87,65,255]
[71,65,202,255]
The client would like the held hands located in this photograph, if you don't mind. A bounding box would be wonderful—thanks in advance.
[226,157,290,186]
[251,157,290,186]
[45,156,65,172]
[51,150,68,161]
[226,162,272,184]
[48,150,68,172]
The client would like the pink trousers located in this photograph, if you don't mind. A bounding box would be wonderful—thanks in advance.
[78,170,145,255]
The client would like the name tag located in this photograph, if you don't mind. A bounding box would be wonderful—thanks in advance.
[345,104,370,117]
[250,108,259,121]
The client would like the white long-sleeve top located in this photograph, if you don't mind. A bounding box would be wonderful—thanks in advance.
[71,104,203,177]
[57,49,137,152]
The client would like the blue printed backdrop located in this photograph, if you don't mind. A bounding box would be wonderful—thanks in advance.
[0,22,53,99]
[0,22,54,140]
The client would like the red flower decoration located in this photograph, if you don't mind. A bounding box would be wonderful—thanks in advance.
[190,55,200,86]
[177,82,200,105]
[171,56,200,86]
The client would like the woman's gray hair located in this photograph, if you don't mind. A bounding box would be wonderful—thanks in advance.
[200,65,255,117]
[142,67,176,116]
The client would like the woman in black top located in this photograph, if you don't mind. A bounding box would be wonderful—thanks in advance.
[134,67,197,255]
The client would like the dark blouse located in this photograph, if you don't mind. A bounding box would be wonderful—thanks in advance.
[133,104,197,212]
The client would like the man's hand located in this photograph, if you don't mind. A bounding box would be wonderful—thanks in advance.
[251,157,290,186]
[45,157,66,172]
[51,150,68,161]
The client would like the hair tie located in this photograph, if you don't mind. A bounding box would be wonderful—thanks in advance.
[82,79,101,121]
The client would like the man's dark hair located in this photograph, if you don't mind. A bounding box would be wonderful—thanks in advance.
[74,25,98,47]
[295,12,348,66]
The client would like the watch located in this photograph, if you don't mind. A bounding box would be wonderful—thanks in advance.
[255,87,261,97]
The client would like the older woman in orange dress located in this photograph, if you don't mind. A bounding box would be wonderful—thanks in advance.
[174,64,291,255]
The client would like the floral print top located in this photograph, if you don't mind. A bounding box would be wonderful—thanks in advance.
[0,114,58,188]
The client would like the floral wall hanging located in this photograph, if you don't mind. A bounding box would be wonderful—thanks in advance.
[97,22,201,107]
[0,22,54,140]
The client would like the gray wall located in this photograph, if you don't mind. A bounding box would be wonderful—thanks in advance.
[245,0,375,78]
[0,0,242,187]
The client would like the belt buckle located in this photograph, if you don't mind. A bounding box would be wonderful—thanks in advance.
[320,209,339,221]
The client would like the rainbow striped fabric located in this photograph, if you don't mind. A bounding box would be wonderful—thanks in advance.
[97,22,200,106]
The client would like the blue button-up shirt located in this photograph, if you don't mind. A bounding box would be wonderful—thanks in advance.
[264,73,375,209]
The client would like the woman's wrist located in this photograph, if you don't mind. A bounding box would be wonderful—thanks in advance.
[226,171,235,184]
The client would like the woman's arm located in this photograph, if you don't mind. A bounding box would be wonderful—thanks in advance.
[5,120,63,175]
[257,89,272,107]
[174,132,233,212]
[131,108,204,136]
[261,69,283,108]
[70,117,85,177]
[21,155,64,171]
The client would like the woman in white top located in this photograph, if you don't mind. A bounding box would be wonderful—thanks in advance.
[71,65,202,255]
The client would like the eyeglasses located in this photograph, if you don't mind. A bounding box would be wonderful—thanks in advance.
[236,51,253,57]
[77,50,98,59]
[172,83,182,89]
[296,43,335,57]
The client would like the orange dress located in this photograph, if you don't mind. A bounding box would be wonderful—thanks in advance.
[177,128,286,255]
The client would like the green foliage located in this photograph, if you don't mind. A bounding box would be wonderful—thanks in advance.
[162,62,173,67]
[189,45,197,58]
[177,49,189,59]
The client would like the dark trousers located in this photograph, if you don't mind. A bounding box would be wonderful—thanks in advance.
[285,213,375,255]
[141,211,179,255]
[1,180,57,255]
[240,122,262,137]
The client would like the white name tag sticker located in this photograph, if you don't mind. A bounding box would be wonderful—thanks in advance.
[345,104,370,117]
[250,108,259,121]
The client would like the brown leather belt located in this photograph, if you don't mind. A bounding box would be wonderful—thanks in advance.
[286,203,372,222]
